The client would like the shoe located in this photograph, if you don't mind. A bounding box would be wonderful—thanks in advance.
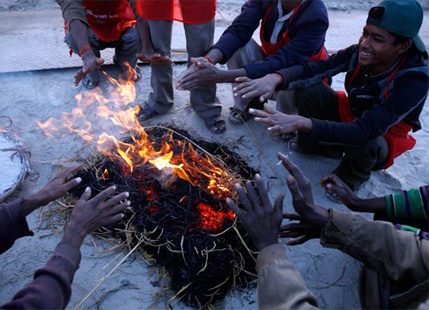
[288,138,344,159]
[325,190,343,204]
[228,107,253,125]
[204,115,226,134]
[137,102,159,123]
[81,75,99,89]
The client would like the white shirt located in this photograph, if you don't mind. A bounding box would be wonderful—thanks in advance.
[270,0,305,44]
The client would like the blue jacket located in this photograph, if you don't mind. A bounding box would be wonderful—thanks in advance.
[212,0,328,79]
[278,45,429,144]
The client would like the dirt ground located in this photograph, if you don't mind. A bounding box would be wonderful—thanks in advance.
[1,1,428,309]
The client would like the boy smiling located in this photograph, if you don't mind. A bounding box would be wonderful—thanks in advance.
[234,0,429,197]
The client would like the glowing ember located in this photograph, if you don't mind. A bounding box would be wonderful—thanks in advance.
[197,201,236,231]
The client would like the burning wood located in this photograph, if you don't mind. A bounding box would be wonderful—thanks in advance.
[65,127,258,308]
[37,69,258,307]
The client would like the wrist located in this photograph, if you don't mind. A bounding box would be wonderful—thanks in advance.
[79,44,92,57]
[62,221,87,249]
[22,196,44,217]
[307,206,329,228]
[298,117,313,133]
[256,238,279,251]
[203,55,214,64]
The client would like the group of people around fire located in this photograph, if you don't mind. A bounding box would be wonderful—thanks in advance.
[1,0,428,309]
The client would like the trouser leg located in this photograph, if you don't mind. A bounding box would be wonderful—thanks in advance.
[65,27,101,84]
[295,82,340,151]
[227,39,265,112]
[146,20,174,114]
[334,137,389,191]
[114,26,142,76]
[184,20,221,119]
[295,82,389,190]
[275,89,297,114]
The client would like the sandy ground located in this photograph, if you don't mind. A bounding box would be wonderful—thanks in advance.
[1,1,429,309]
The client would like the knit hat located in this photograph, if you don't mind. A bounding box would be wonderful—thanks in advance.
[367,0,425,52]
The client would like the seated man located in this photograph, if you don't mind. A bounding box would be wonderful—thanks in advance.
[176,0,328,126]
[0,167,130,309]
[56,0,143,89]
[235,0,428,194]
[226,153,429,309]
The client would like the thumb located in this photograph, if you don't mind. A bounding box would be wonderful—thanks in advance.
[96,58,105,66]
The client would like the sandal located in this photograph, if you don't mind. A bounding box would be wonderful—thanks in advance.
[137,102,159,123]
[288,138,344,159]
[228,107,253,125]
[81,75,99,89]
[204,115,226,134]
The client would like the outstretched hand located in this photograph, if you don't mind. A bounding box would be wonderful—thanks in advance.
[23,166,82,216]
[320,174,360,208]
[233,74,281,102]
[249,104,311,135]
[73,51,104,86]
[226,174,285,251]
[136,52,172,65]
[176,57,219,90]
[277,153,329,245]
[63,186,130,248]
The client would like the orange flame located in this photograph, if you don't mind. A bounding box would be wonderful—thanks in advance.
[37,65,238,200]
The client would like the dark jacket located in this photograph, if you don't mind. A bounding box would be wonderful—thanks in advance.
[278,45,429,144]
[212,0,328,79]
[0,199,81,309]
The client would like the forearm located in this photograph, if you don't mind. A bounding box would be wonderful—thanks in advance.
[0,242,81,309]
[206,48,225,65]
[321,209,429,283]
[69,19,91,52]
[257,244,318,309]
[0,199,33,254]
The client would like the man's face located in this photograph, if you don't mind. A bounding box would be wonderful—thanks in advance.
[358,24,403,75]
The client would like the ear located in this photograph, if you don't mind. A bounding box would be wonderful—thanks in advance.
[396,39,413,55]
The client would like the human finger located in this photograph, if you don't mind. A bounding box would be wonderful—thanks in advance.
[254,174,272,211]
[226,197,244,219]
[286,236,309,246]
[282,212,302,221]
[234,183,253,213]
[285,176,306,209]
[273,192,285,218]
[89,185,117,205]
[103,191,130,209]
[234,76,251,83]
[77,187,92,204]
[244,180,259,213]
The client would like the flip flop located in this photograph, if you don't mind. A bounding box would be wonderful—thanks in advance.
[204,115,226,134]
[228,107,253,125]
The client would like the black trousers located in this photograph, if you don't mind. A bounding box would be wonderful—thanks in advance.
[295,82,389,191]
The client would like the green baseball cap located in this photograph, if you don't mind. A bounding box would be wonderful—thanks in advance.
[366,0,426,52]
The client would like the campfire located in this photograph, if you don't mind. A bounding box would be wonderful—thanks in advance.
[38,68,258,307]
